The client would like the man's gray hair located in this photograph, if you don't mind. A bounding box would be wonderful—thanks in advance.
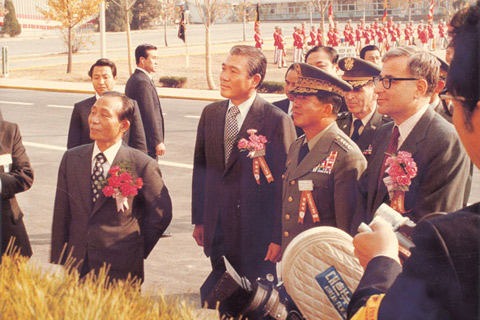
[382,47,440,96]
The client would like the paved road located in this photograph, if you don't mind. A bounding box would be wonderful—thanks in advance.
[1,87,479,310]
[0,88,213,307]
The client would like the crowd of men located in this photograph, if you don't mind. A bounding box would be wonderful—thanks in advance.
[256,17,450,68]
[0,2,478,319]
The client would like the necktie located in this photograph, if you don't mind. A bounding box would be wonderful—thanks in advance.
[351,119,363,142]
[378,126,400,187]
[92,153,106,203]
[298,142,310,163]
[224,105,240,165]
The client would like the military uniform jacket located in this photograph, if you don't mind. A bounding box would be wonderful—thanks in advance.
[352,108,471,234]
[336,109,391,162]
[281,123,367,251]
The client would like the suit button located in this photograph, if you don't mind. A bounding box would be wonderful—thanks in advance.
[290,180,295,185]
[288,196,293,203]
[285,214,290,220]
[284,231,289,237]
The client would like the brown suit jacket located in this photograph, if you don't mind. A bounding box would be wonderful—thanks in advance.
[0,113,33,257]
[51,143,172,281]
[192,95,296,281]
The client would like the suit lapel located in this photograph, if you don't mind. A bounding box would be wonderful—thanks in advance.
[74,144,95,214]
[371,123,394,211]
[224,95,265,175]
[290,124,337,180]
[372,109,434,211]
[90,144,131,217]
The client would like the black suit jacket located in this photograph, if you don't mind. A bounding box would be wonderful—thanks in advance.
[67,96,147,154]
[125,69,165,158]
[192,95,296,282]
[336,109,391,162]
[347,203,480,320]
[51,143,172,281]
[0,113,33,257]
[273,98,304,137]
[352,108,471,233]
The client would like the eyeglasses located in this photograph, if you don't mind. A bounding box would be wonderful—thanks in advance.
[373,76,420,89]
[439,93,471,103]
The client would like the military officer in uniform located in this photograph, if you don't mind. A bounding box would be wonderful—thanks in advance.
[430,57,453,123]
[336,57,391,161]
[281,63,367,252]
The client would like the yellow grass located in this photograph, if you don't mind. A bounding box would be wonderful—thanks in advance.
[0,247,211,320]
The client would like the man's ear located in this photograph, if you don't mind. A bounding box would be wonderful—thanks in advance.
[416,79,429,96]
[252,73,262,89]
[323,103,334,116]
[120,119,130,133]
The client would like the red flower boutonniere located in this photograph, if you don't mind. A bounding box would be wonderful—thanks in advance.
[102,165,143,212]
[383,151,417,214]
[238,129,274,185]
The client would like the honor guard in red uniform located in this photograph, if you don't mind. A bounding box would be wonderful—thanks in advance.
[355,23,363,53]
[327,24,335,46]
[317,27,323,46]
[293,27,303,63]
[308,26,317,46]
[404,23,412,46]
[273,26,280,64]
[363,26,371,45]
[438,19,447,49]
[277,27,287,68]
[427,21,435,50]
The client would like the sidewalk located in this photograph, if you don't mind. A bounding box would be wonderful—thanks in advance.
[0,78,286,102]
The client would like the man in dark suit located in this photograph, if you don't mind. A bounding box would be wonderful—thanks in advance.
[192,45,296,282]
[336,57,391,162]
[351,48,471,233]
[281,63,367,252]
[67,59,147,153]
[125,44,166,159]
[273,64,304,137]
[0,111,33,258]
[51,91,172,282]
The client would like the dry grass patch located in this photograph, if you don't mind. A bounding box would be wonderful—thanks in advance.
[0,249,214,320]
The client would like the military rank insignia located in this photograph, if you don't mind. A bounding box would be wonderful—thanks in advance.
[311,151,338,174]
[363,144,373,155]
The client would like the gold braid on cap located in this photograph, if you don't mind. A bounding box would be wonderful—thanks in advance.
[345,79,372,88]
[294,77,345,96]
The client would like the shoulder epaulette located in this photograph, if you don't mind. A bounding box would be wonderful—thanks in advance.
[334,136,353,152]
[336,111,350,120]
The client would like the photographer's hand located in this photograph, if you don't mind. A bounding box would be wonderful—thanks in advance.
[353,217,400,269]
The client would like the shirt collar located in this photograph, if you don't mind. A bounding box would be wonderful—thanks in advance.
[305,122,335,150]
[92,139,123,165]
[396,104,429,147]
[136,67,153,80]
[352,106,376,127]
[227,92,257,120]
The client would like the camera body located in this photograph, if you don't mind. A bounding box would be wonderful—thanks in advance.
[200,256,303,320]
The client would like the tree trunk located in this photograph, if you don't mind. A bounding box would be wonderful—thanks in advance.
[164,13,168,47]
[242,7,246,42]
[125,0,134,75]
[67,26,72,73]
[320,0,325,42]
[205,23,216,90]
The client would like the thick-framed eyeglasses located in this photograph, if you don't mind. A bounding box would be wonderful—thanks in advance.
[373,76,420,89]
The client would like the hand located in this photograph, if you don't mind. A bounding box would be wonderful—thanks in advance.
[156,143,166,156]
[353,217,400,270]
[192,224,204,247]
[264,243,282,263]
